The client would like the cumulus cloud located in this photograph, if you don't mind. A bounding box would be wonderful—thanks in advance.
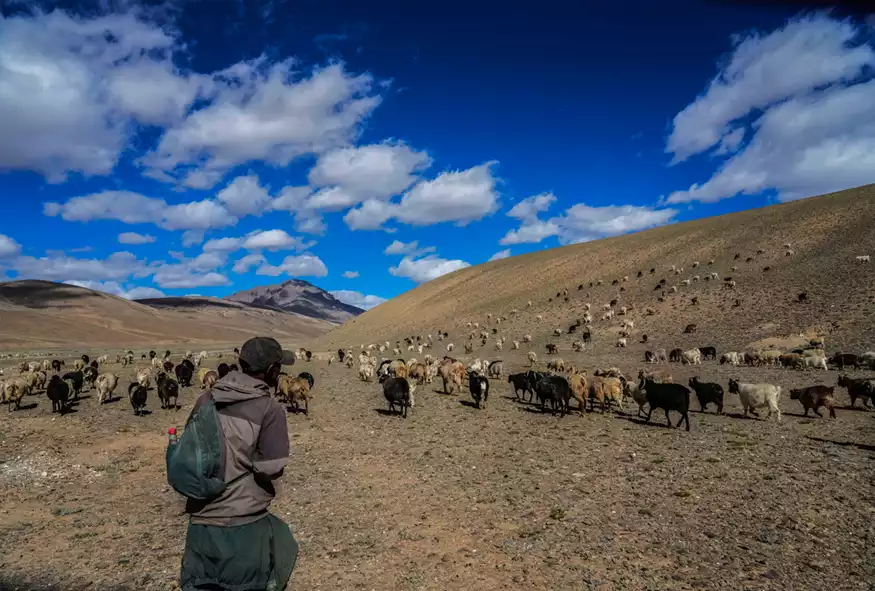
[499,193,677,246]
[488,249,511,261]
[142,61,381,187]
[330,289,387,310]
[343,199,394,230]
[0,234,22,257]
[63,280,164,300]
[341,270,359,278]
[499,220,561,245]
[232,253,267,274]
[308,141,431,200]
[393,161,500,226]
[552,204,678,244]
[255,254,328,277]
[665,13,875,203]
[45,191,236,232]
[242,229,311,251]
[383,240,435,256]
[216,174,272,217]
[389,254,470,284]
[11,251,147,282]
[203,237,243,252]
[0,10,206,181]
[506,192,556,221]
[118,232,156,245]
[152,270,230,289]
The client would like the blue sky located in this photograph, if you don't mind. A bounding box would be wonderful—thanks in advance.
[1,1,874,310]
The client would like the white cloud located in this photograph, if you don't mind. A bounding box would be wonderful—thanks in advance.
[118,232,156,245]
[126,286,166,299]
[488,249,511,261]
[553,204,678,244]
[152,270,230,289]
[232,253,267,274]
[329,289,387,310]
[241,229,310,251]
[255,254,328,277]
[341,270,360,278]
[11,251,147,282]
[665,14,875,203]
[0,234,22,257]
[308,141,431,199]
[203,237,243,252]
[45,191,236,233]
[499,220,560,245]
[270,185,311,212]
[216,174,272,217]
[0,10,204,181]
[182,230,205,247]
[304,186,360,212]
[383,239,435,256]
[393,161,500,226]
[343,199,394,230]
[506,192,556,221]
[142,61,382,187]
[389,254,470,284]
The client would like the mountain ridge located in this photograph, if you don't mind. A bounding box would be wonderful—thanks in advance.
[223,279,364,324]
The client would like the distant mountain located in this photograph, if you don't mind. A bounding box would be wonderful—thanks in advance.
[0,280,333,349]
[224,279,363,324]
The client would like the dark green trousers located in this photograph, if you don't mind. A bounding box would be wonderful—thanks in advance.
[180,513,298,591]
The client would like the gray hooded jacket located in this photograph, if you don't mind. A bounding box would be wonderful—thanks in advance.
[185,372,289,527]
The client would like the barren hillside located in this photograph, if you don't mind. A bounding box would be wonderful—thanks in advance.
[224,279,363,323]
[317,184,875,353]
[0,281,333,350]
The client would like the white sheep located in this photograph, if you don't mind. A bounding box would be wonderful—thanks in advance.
[692,275,700,282]
[527,351,537,366]
[803,355,827,370]
[446,343,454,352]
[583,303,591,311]
[512,340,520,350]
[729,380,781,421]
[136,368,151,389]
[523,334,533,343]
[616,338,627,348]
[536,315,543,322]
[359,364,375,382]
[720,352,740,366]
[856,255,870,262]
[583,313,593,323]
[619,306,628,315]
[692,261,700,268]
[96,373,118,404]
[681,279,691,286]
[681,349,702,365]
[553,328,562,337]
[526,300,532,307]
[572,341,585,352]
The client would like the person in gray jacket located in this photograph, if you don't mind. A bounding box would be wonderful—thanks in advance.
[180,336,298,591]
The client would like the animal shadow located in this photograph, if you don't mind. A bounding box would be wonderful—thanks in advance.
[806,436,875,453]
[459,400,480,409]
[374,408,404,417]
[15,402,38,411]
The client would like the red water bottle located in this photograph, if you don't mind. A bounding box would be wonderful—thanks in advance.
[168,427,178,445]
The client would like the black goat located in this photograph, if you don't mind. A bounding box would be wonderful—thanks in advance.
[61,371,84,400]
[46,375,70,414]
[380,375,412,418]
[156,372,179,410]
[688,377,724,414]
[534,375,571,416]
[128,383,148,416]
[217,363,231,378]
[507,373,530,402]
[641,380,691,430]
[175,363,193,388]
[698,346,717,360]
[468,373,489,409]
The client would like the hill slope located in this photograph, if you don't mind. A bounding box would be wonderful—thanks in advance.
[316,184,875,353]
[224,279,363,323]
[0,281,333,350]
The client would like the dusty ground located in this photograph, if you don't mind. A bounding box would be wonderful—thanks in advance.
[0,345,872,591]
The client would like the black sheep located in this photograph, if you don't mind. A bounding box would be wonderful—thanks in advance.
[641,380,691,430]
[81,354,90,365]
[156,372,179,410]
[305,350,312,362]
[128,382,148,416]
[149,350,156,359]
[217,363,231,378]
[534,375,570,416]
[837,375,874,408]
[468,373,489,409]
[51,359,63,372]
[46,375,70,414]
[507,373,530,401]
[698,346,717,360]
[174,363,193,388]
[229,364,239,372]
[524,370,547,403]
[581,329,592,344]
[61,371,84,400]
[830,353,861,370]
[89,360,99,370]
[380,375,412,418]
[337,349,346,362]
[688,377,724,414]
[181,358,195,371]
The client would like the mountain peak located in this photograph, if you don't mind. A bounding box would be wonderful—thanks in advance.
[224,280,362,324]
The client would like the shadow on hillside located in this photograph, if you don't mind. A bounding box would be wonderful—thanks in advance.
[0,282,93,309]
[806,436,875,453]
[137,297,242,310]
